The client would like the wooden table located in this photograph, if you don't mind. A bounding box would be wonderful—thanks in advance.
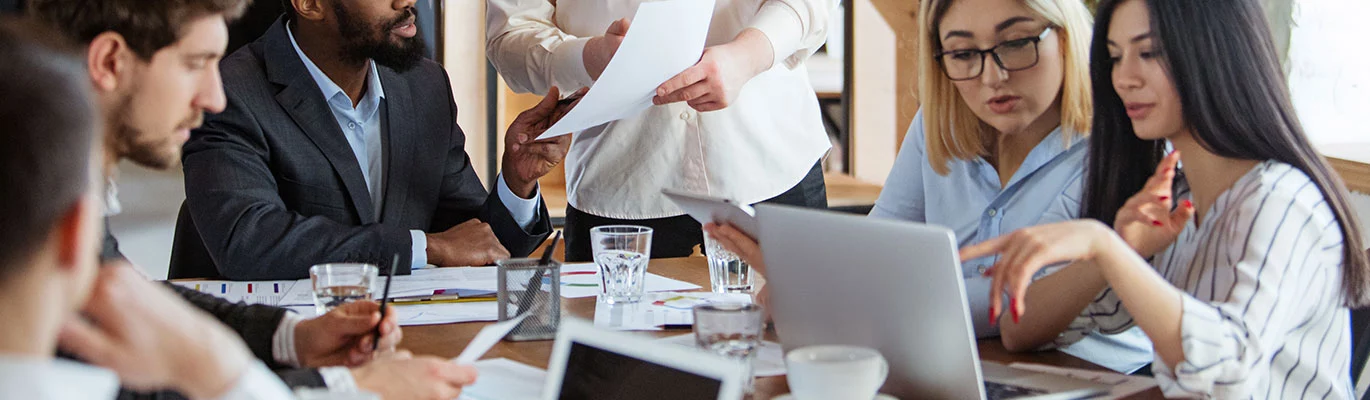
[400,256,1164,399]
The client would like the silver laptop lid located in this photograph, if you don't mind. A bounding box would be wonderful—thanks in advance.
[757,204,988,399]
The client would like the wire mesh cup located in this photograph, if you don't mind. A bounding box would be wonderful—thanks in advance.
[496,258,562,341]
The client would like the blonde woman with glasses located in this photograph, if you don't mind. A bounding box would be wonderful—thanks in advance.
[705,0,1154,373]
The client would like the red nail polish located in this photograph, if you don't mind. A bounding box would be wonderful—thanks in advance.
[1158,196,1169,201]
[989,305,999,326]
[1152,220,1163,226]
[1010,298,1020,324]
[1182,200,1193,208]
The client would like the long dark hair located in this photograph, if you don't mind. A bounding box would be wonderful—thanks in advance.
[1082,0,1370,306]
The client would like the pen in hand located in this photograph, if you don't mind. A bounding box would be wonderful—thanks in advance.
[373,254,399,352]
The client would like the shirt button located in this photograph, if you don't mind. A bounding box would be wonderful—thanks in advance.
[977,265,987,275]
[987,209,998,217]
[348,122,357,129]
[679,112,689,120]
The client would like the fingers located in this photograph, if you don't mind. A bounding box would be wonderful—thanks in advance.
[434,361,480,386]
[654,66,709,104]
[1144,151,1181,196]
[57,317,117,366]
[959,235,1009,262]
[656,79,711,105]
[606,18,631,36]
[1170,198,1195,227]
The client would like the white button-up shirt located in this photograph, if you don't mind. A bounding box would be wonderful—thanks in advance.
[488,0,834,219]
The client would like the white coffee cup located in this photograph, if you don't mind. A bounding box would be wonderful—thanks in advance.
[785,345,889,400]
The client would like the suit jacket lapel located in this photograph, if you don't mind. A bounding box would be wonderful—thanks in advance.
[262,19,378,223]
[378,67,414,225]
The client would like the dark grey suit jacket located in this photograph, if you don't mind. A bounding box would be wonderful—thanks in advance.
[177,18,550,280]
[98,227,324,399]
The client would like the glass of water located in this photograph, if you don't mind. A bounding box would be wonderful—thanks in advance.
[703,231,753,293]
[590,225,652,304]
[693,303,765,392]
[309,263,377,315]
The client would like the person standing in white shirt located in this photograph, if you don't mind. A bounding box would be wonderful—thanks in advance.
[960,0,1369,397]
[0,21,294,399]
[487,0,835,260]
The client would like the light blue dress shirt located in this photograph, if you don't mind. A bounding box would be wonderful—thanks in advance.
[287,27,540,269]
[872,111,1154,373]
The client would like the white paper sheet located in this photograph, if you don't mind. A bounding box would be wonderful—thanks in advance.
[459,358,547,400]
[454,314,531,364]
[535,0,717,139]
[656,333,786,377]
[594,292,751,330]
[558,262,702,298]
[170,280,298,306]
[1006,363,1158,399]
[283,301,498,326]
[278,267,500,307]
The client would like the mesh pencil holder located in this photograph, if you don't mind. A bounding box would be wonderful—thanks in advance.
[496,258,562,341]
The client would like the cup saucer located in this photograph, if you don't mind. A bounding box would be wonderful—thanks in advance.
[771,394,897,400]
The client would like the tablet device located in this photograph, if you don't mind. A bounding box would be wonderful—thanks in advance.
[543,318,746,400]
[661,188,759,238]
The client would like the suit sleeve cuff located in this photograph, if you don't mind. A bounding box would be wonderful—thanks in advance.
[318,367,359,392]
[271,312,306,368]
[551,36,596,89]
[410,230,429,269]
[497,173,542,230]
[748,1,805,70]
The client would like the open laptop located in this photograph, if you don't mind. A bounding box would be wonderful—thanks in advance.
[543,318,747,400]
[756,204,1113,400]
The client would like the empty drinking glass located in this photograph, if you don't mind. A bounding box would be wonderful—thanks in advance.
[693,303,765,392]
[591,225,653,304]
[309,263,377,315]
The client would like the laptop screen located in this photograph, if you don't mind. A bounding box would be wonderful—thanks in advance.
[556,342,724,400]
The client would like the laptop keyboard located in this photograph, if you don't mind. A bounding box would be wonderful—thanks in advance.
[984,381,1048,400]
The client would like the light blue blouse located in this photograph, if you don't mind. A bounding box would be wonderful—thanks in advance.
[871,111,1154,373]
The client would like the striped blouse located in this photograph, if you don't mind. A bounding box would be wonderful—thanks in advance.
[1056,160,1355,399]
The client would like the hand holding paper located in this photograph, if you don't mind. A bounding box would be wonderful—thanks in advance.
[536,0,717,139]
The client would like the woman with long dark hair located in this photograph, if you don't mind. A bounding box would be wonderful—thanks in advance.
[960,0,1368,396]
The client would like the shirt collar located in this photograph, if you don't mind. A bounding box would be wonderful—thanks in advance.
[0,356,119,399]
[992,125,1086,188]
[285,24,386,108]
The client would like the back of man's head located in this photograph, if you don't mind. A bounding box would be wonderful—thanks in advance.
[28,0,250,59]
[0,18,99,278]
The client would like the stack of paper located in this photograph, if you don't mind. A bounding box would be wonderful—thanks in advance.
[594,292,750,330]
[458,358,546,400]
[558,263,701,298]
[171,280,298,306]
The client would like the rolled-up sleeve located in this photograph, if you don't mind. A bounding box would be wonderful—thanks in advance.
[747,0,838,70]
[487,0,597,95]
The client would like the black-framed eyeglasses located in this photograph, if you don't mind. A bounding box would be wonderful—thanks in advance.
[937,27,1053,81]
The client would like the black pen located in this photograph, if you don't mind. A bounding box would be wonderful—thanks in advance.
[517,232,560,316]
[373,254,399,351]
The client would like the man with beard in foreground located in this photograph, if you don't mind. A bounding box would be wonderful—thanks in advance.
[176,0,577,280]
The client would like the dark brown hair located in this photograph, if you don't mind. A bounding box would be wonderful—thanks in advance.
[28,0,250,59]
[1084,0,1370,306]
[0,17,98,276]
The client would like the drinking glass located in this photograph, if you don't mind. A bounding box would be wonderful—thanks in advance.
[703,231,753,293]
[590,225,653,304]
[693,303,765,392]
[309,263,377,315]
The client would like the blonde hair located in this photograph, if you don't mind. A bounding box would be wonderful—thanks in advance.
[917,0,1094,175]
